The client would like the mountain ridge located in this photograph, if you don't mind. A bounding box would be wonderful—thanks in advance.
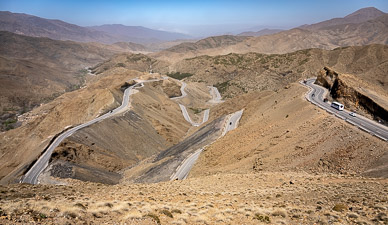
[0,11,191,44]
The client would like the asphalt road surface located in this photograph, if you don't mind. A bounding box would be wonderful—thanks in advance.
[22,78,161,184]
[170,149,203,180]
[179,104,201,127]
[170,81,187,100]
[222,109,244,136]
[171,109,244,181]
[208,86,223,103]
[175,82,218,127]
[303,78,388,142]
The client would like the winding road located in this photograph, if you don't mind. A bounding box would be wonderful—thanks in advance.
[302,78,388,142]
[173,80,217,127]
[23,78,163,184]
[170,109,244,181]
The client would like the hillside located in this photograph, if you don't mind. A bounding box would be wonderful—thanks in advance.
[190,83,387,178]
[167,45,388,99]
[0,11,115,43]
[0,68,146,184]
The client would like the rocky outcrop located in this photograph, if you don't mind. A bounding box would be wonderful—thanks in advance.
[315,67,388,123]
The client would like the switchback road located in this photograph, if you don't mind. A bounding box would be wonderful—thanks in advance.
[23,78,163,184]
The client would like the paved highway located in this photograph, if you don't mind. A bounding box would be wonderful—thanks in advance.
[23,78,163,184]
[170,149,203,180]
[302,78,388,141]
[171,109,244,181]
[222,109,244,136]
[174,81,218,127]
[171,81,187,100]
[178,104,201,127]
[208,86,223,103]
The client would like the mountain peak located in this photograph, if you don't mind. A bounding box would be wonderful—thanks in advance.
[345,7,385,19]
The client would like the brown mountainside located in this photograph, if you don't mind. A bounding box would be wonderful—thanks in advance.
[169,44,387,98]
[0,31,137,131]
[0,11,115,43]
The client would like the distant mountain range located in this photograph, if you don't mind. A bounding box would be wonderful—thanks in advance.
[154,7,388,62]
[88,24,192,44]
[0,11,192,44]
[237,28,283,37]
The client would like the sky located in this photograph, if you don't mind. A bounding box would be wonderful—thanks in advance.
[1,0,387,36]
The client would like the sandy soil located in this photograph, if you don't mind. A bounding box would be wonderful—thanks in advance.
[0,172,387,224]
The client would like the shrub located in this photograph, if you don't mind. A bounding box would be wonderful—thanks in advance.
[254,213,270,223]
[167,72,194,80]
[161,209,173,218]
[214,80,230,94]
[116,63,126,67]
[144,213,161,224]
[171,209,182,214]
[333,203,348,212]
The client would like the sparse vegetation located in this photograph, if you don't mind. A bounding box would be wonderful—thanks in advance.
[189,107,204,114]
[171,209,182,214]
[254,213,271,223]
[167,72,194,80]
[332,203,348,212]
[144,213,161,224]
[160,209,173,218]
[116,62,126,67]
[214,80,231,95]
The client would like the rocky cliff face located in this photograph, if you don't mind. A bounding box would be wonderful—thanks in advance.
[316,67,388,123]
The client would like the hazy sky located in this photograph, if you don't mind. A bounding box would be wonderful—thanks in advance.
[1,0,387,36]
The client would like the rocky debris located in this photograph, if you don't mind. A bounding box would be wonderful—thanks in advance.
[49,162,73,179]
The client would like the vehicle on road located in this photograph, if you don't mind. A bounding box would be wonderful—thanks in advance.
[349,112,356,117]
[331,101,344,111]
